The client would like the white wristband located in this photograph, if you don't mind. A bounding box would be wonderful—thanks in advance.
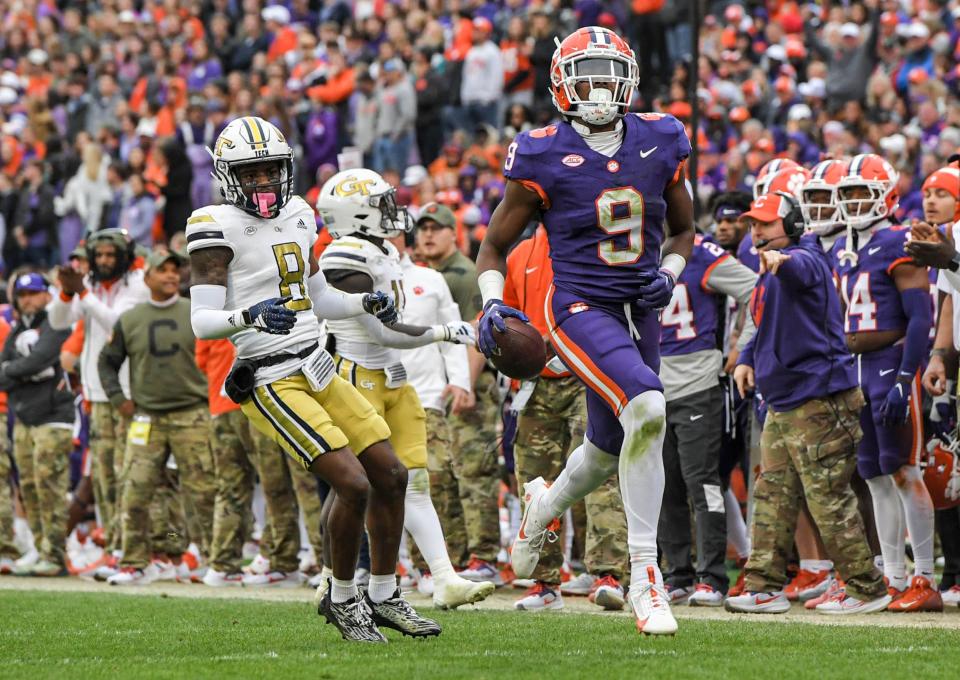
[478,270,506,305]
[660,253,686,282]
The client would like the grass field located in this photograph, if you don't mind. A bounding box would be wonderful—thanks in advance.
[2,589,958,680]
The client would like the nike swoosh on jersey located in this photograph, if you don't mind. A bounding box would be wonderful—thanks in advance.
[868,246,881,255]
[879,369,895,376]
[640,146,658,158]
[690,414,704,421]
[525,267,538,274]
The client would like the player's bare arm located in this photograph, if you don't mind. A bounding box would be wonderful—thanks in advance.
[476,180,542,276]
[190,246,233,286]
[662,176,695,263]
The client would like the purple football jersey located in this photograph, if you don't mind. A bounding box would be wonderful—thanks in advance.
[660,234,728,356]
[504,113,691,302]
[736,233,760,273]
[832,226,912,333]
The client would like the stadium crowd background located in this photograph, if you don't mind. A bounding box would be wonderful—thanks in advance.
[2,0,960,607]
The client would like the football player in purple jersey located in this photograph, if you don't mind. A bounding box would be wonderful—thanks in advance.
[832,153,940,612]
[475,26,694,635]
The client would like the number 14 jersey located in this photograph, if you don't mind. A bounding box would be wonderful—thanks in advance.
[185,195,320,365]
[831,224,911,334]
[503,112,690,302]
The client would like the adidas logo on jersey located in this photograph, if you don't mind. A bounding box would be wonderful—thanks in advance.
[297,218,308,230]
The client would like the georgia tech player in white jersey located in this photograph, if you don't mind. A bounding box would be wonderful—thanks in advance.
[316,169,494,610]
[187,116,440,643]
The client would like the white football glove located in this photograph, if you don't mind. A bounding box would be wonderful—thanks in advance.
[433,321,476,345]
[947,466,960,502]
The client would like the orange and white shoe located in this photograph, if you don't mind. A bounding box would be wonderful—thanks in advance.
[887,576,943,612]
[629,567,677,635]
[815,590,891,615]
[784,569,833,601]
[589,575,625,611]
[805,578,844,610]
[511,478,560,579]
[514,582,564,611]
[884,576,906,599]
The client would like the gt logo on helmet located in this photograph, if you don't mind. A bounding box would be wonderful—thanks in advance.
[334,176,377,198]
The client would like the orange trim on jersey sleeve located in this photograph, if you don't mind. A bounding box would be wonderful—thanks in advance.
[700,253,730,292]
[516,180,551,209]
[62,320,85,357]
[886,256,914,275]
[670,159,687,186]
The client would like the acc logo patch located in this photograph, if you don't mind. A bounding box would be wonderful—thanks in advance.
[562,154,584,167]
[334,176,376,197]
[606,160,620,173]
[569,302,590,314]
[413,286,424,296]
[244,226,257,236]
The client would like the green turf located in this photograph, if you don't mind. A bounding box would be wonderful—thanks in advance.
[0,591,956,680]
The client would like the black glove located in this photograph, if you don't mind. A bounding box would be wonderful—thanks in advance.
[363,291,399,324]
[244,296,296,335]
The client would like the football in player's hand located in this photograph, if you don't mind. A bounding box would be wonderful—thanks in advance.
[490,317,547,380]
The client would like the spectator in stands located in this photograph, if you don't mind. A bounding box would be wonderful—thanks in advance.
[54,143,112,254]
[373,59,416,174]
[460,17,504,132]
[11,160,57,268]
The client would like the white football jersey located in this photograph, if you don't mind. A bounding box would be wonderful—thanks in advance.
[186,196,321,384]
[321,236,405,369]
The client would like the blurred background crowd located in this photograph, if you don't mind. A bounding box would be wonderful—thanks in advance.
[0,0,957,270]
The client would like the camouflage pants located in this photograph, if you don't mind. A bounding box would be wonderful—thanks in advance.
[411,408,463,570]
[0,436,17,559]
[249,423,323,573]
[745,388,886,600]
[514,376,628,584]
[449,371,502,564]
[208,409,256,573]
[13,422,72,566]
[90,401,128,552]
[119,405,215,568]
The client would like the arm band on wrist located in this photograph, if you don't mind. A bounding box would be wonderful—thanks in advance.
[660,253,686,282]
[478,270,506,305]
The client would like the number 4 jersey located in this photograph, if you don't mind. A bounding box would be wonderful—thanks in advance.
[504,113,690,302]
[185,195,321,365]
[831,224,912,334]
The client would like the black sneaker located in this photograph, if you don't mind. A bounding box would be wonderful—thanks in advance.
[318,587,387,643]
[365,588,442,638]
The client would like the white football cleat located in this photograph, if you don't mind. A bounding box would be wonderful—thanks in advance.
[687,583,724,607]
[515,582,564,611]
[629,581,677,635]
[511,478,559,579]
[815,591,892,615]
[724,591,791,614]
[202,569,244,587]
[108,565,157,586]
[434,574,495,610]
[242,570,304,587]
[561,571,595,596]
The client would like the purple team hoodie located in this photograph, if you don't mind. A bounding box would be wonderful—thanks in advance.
[737,234,857,412]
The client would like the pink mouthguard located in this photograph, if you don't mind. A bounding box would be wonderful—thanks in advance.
[255,192,278,217]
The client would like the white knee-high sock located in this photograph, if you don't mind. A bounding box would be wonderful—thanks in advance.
[617,390,667,588]
[539,439,618,521]
[724,486,750,559]
[892,465,936,579]
[403,469,455,583]
[866,474,906,589]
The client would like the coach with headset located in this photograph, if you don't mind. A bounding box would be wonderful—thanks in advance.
[726,192,890,615]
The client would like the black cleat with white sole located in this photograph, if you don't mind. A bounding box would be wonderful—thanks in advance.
[318,588,388,643]
[364,589,442,638]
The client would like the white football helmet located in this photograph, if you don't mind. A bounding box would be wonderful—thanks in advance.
[208,116,293,219]
[316,169,412,239]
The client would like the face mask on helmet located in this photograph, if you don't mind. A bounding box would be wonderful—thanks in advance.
[801,187,839,234]
[837,182,888,229]
[231,160,291,219]
[555,55,636,126]
[369,188,414,238]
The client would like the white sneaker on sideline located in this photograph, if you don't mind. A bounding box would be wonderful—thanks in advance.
[815,591,892,615]
[724,591,791,614]
[560,571,595,596]
[687,584,724,607]
[202,569,244,587]
[514,582,563,611]
[242,570,304,587]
